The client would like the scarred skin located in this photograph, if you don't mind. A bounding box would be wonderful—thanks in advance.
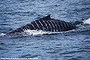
[7,15,77,35]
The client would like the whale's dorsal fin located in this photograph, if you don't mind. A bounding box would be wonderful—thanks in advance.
[41,15,51,20]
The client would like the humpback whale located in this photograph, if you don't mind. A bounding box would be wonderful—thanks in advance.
[7,15,77,35]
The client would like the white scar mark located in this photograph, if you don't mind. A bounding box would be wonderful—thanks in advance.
[31,23,36,29]
[35,21,40,29]
[42,20,48,30]
[49,21,55,32]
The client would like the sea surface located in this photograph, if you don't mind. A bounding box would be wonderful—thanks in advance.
[0,0,90,60]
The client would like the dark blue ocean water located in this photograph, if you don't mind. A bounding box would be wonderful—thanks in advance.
[0,0,90,60]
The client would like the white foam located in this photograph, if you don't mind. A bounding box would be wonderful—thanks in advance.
[0,33,6,36]
[83,18,90,24]
[24,29,62,36]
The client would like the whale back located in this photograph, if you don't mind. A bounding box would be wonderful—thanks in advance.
[7,15,77,35]
[30,19,76,32]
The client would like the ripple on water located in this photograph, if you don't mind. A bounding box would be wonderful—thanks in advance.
[68,57,81,60]
[20,54,39,58]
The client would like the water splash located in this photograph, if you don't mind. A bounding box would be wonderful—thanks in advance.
[83,18,90,24]
[0,33,6,36]
[24,29,62,36]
